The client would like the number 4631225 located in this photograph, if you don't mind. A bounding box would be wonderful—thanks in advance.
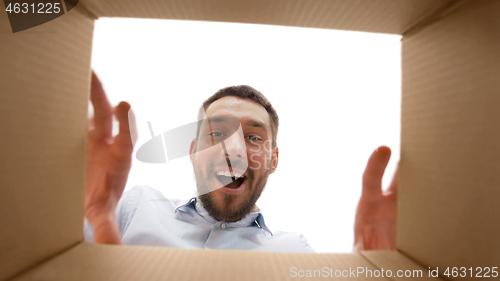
[443,267,498,278]
[5,3,62,14]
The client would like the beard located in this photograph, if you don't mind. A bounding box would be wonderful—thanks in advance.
[194,159,271,222]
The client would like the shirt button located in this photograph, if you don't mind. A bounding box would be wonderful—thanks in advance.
[196,202,201,208]
[220,223,226,229]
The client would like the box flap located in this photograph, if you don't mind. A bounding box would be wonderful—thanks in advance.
[361,251,440,281]
[0,2,10,33]
[399,0,500,277]
[0,6,94,281]
[81,0,452,35]
[13,243,389,281]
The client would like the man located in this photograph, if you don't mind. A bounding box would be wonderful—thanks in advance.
[85,71,398,251]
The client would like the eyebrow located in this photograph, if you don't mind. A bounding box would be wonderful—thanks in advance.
[207,116,228,123]
[208,116,268,129]
[245,120,268,130]
[207,116,268,131]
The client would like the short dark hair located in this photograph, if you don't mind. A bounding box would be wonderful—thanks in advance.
[196,85,279,148]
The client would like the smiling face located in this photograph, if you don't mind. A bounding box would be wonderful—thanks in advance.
[189,96,279,222]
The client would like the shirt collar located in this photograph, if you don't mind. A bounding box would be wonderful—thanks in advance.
[175,197,273,236]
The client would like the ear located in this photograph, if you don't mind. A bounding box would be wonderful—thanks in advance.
[270,146,279,174]
[189,138,197,164]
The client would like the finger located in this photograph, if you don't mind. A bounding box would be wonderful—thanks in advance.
[90,71,113,141]
[386,161,399,194]
[87,116,95,132]
[113,102,136,155]
[87,100,95,131]
[362,146,391,199]
[127,106,138,146]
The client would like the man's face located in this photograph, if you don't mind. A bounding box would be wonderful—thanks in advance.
[189,96,278,222]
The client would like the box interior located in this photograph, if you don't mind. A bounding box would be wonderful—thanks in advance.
[1,0,498,280]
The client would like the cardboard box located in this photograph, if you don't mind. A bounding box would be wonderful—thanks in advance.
[0,0,498,280]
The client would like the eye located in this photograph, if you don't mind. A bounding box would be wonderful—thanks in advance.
[210,132,225,137]
[246,135,262,141]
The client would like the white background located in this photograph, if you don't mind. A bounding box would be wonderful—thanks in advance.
[91,18,401,253]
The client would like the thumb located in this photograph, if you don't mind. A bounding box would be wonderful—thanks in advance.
[386,161,399,194]
[362,146,391,199]
[113,101,137,150]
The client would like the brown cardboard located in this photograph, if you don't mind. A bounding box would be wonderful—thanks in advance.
[0,0,498,280]
[12,243,391,281]
[361,251,436,281]
[0,1,9,33]
[0,5,94,281]
[399,0,500,277]
[81,0,450,34]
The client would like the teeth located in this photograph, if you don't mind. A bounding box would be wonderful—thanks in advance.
[216,171,244,179]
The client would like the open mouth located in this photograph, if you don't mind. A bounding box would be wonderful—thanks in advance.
[215,171,246,189]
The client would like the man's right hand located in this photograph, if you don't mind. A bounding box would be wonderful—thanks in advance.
[85,71,137,244]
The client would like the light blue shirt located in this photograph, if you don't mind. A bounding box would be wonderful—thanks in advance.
[84,186,315,252]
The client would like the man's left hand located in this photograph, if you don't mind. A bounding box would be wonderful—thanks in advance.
[354,146,399,250]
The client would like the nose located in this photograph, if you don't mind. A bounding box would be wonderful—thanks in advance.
[221,126,247,164]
